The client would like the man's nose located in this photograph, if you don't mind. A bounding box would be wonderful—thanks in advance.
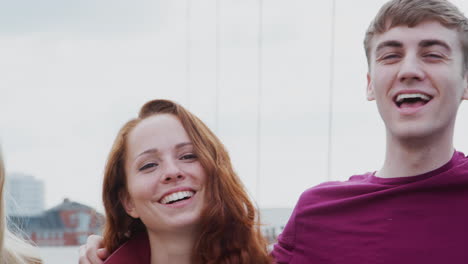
[397,54,426,83]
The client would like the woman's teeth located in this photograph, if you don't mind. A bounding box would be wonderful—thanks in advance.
[160,191,195,204]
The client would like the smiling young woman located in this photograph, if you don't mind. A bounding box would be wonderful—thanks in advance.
[101,99,271,264]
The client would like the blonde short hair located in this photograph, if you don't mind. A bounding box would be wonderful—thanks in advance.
[364,0,468,69]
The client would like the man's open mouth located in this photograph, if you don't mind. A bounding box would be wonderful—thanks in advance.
[394,93,432,108]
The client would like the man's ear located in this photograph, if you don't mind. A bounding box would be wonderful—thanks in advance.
[120,190,139,219]
[367,73,375,101]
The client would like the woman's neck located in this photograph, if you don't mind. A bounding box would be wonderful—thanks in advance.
[147,229,196,264]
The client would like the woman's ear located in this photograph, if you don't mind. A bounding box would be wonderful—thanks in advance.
[120,190,140,219]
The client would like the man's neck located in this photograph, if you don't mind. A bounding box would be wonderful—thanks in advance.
[377,131,454,178]
[147,228,197,264]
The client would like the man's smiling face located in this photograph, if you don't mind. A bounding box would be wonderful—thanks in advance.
[367,20,468,141]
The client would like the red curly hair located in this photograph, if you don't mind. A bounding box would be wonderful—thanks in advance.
[102,99,272,264]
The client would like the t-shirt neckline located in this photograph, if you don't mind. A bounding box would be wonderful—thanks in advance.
[368,151,465,185]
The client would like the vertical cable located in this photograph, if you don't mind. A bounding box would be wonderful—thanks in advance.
[215,0,220,132]
[326,0,336,181]
[255,0,263,205]
[185,0,191,108]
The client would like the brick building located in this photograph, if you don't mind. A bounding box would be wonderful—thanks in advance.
[9,198,104,246]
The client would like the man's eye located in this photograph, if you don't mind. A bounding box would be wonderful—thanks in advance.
[424,53,443,59]
[381,54,400,60]
[139,163,158,171]
[181,154,197,160]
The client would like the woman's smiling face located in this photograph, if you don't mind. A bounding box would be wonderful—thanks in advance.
[122,114,207,233]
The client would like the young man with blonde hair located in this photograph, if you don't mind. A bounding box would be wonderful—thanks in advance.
[273,0,468,263]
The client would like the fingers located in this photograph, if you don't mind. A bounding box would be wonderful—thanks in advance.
[78,235,106,264]
[78,244,93,264]
[97,248,110,260]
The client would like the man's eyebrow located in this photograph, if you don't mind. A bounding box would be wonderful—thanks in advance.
[376,40,403,53]
[419,39,451,51]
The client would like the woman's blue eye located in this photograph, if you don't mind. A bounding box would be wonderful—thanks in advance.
[181,154,197,160]
[139,163,158,171]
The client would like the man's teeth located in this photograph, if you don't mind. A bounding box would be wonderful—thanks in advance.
[161,191,194,204]
[396,93,431,103]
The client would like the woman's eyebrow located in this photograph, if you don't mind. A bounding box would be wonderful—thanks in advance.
[136,142,192,158]
[175,142,193,149]
[137,148,159,158]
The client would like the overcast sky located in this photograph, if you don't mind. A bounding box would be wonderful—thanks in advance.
[1,0,468,213]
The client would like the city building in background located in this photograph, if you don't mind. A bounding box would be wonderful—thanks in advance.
[5,173,45,216]
[260,208,293,244]
[9,198,105,246]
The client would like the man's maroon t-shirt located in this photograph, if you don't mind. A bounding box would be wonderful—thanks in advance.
[273,151,468,264]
